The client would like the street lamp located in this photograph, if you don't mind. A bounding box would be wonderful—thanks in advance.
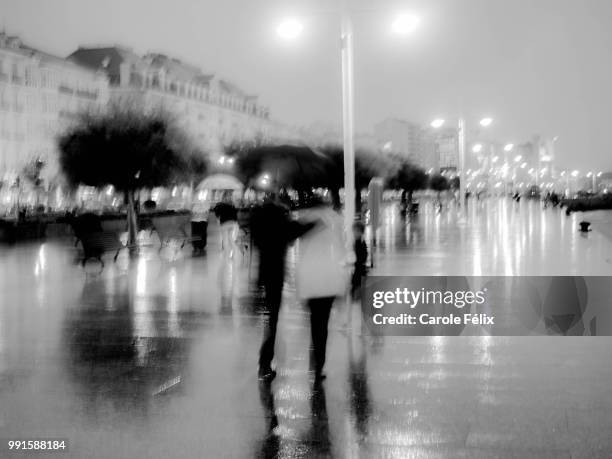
[504,143,514,152]
[276,19,304,39]
[430,118,445,129]
[431,116,493,212]
[391,14,420,35]
[277,10,420,242]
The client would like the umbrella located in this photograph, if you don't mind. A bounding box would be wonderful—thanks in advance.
[249,144,331,189]
[197,173,243,191]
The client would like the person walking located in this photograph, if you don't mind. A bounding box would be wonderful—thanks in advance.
[251,197,316,381]
[295,197,349,381]
[213,194,238,255]
[351,221,368,301]
[190,199,210,254]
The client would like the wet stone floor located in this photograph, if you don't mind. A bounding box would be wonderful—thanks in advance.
[1,199,612,458]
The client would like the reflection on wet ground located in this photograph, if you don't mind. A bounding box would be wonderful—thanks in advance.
[1,200,612,458]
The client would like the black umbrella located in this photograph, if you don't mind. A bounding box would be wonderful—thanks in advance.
[252,144,331,190]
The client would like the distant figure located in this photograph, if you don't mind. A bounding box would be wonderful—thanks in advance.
[191,200,210,254]
[143,199,157,212]
[551,192,560,207]
[213,195,238,254]
[351,221,368,301]
[512,192,521,203]
[295,198,348,381]
[251,197,316,381]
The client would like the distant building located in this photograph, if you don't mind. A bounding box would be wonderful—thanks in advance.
[373,118,439,170]
[434,127,459,171]
[0,33,109,183]
[68,47,299,155]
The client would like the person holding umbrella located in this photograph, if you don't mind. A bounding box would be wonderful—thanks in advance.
[252,195,317,381]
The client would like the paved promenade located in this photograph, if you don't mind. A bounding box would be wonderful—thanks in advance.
[1,199,612,458]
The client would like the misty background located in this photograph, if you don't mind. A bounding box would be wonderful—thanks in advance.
[2,0,611,170]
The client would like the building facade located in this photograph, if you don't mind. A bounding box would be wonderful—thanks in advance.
[68,47,300,156]
[0,33,109,185]
[373,118,441,171]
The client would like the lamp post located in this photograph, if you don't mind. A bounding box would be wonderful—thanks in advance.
[277,10,420,241]
[431,117,493,215]
[340,11,356,238]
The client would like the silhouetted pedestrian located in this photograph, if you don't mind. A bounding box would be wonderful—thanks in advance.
[251,197,316,381]
[351,221,368,301]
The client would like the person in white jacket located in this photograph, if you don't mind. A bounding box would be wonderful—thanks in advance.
[295,197,350,380]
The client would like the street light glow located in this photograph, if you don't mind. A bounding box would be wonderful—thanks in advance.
[504,143,514,152]
[430,118,445,129]
[277,18,303,39]
[472,143,483,153]
[514,155,522,163]
[391,13,420,35]
[571,170,580,177]
[479,117,493,127]
[587,172,593,178]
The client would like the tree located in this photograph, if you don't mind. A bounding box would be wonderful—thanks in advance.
[429,173,450,199]
[319,145,396,211]
[58,105,208,246]
[388,158,428,205]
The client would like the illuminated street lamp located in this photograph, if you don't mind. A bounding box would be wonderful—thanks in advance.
[276,18,304,39]
[504,143,514,152]
[431,116,493,210]
[277,10,421,240]
[430,118,445,129]
[391,14,420,35]
[514,155,522,163]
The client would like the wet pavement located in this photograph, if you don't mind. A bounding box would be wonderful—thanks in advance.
[1,199,612,458]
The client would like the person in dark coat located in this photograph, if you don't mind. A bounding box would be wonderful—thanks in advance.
[351,221,368,301]
[251,197,317,380]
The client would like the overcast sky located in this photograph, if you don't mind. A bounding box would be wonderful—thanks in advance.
[2,0,612,170]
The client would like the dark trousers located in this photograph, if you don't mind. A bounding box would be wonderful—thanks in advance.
[258,277,284,370]
[307,297,335,374]
[191,221,208,250]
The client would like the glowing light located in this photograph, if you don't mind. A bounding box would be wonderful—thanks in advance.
[277,18,304,39]
[520,162,527,169]
[479,117,493,127]
[391,13,420,35]
[571,170,580,177]
[514,155,522,163]
[430,118,445,129]
[472,143,483,153]
[504,143,514,152]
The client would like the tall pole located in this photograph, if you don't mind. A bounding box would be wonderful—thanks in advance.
[458,117,466,215]
[341,11,356,242]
